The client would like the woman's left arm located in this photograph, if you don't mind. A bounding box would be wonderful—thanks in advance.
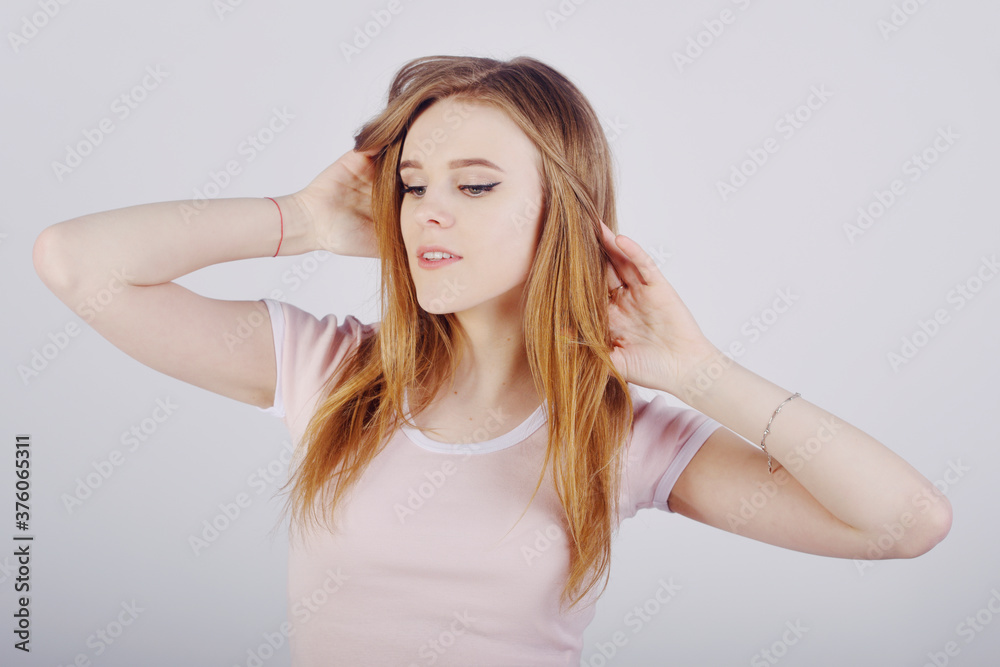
[600,221,952,559]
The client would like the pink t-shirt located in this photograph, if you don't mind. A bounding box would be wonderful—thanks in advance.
[256,298,721,666]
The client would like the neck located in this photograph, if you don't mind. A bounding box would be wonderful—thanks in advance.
[446,299,537,406]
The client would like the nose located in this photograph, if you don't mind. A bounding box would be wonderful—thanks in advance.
[406,185,455,229]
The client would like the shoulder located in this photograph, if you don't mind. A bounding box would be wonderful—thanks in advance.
[263,298,379,356]
[260,298,379,428]
[626,384,718,448]
[618,384,722,517]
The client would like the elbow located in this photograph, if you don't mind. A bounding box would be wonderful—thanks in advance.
[33,225,72,295]
[33,226,58,284]
[857,494,953,560]
[895,496,953,559]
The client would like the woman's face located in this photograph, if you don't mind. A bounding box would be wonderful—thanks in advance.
[398,96,544,319]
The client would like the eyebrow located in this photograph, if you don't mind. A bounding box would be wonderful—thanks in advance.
[398,158,506,173]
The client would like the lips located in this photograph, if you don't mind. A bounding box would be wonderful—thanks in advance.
[414,245,461,270]
[416,254,461,269]
[416,245,462,259]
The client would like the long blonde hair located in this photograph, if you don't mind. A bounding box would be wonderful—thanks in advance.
[277,55,634,612]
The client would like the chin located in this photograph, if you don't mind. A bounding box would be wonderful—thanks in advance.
[417,296,458,315]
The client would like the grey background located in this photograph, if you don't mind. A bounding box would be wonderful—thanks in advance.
[2,1,998,665]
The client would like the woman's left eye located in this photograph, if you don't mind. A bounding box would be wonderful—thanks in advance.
[460,182,500,197]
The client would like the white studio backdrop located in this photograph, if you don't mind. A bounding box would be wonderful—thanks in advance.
[2,1,998,665]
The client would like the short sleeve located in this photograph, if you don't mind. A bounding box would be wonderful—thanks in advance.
[257,299,286,419]
[619,387,723,520]
[255,298,377,442]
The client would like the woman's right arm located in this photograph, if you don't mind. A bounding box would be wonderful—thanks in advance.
[31,148,378,410]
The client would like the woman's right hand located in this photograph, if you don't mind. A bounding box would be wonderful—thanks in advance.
[294,148,380,258]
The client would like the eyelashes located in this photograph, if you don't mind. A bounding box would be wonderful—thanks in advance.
[400,182,500,198]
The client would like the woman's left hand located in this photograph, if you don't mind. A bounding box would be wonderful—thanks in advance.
[599,219,720,398]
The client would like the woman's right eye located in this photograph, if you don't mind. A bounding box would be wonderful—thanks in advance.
[401,185,425,196]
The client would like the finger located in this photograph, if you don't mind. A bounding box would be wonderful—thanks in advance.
[612,233,663,287]
[598,220,631,274]
[598,220,645,287]
[598,222,625,288]
[598,220,627,262]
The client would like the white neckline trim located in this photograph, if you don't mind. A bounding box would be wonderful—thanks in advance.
[400,389,547,455]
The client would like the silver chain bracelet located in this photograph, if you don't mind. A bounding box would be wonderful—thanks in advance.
[760,392,800,474]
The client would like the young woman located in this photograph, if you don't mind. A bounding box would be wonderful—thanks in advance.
[33,55,952,665]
